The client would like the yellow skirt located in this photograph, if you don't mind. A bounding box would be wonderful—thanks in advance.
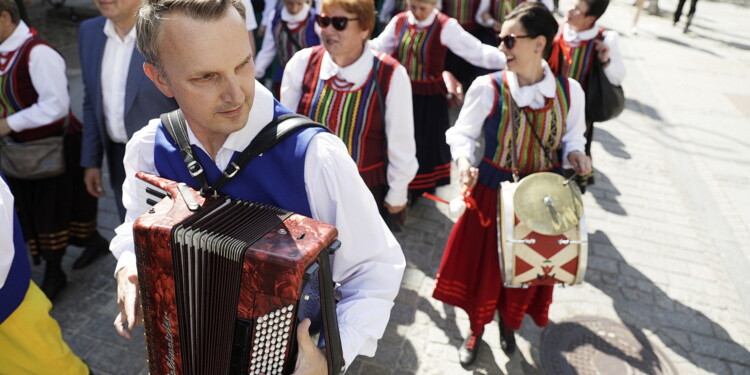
[0,281,88,375]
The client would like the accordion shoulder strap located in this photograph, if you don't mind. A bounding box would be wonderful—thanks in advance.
[160,109,330,196]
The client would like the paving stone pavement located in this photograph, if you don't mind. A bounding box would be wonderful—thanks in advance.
[20,0,750,373]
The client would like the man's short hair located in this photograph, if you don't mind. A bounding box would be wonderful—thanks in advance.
[321,0,375,35]
[583,0,609,20]
[136,0,246,73]
[0,0,20,25]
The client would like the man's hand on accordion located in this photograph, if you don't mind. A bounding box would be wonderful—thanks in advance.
[114,265,142,339]
[292,318,328,375]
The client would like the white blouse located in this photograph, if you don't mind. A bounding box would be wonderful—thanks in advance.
[254,4,321,78]
[446,60,586,169]
[370,9,507,71]
[561,23,626,86]
[0,21,69,133]
[281,42,418,207]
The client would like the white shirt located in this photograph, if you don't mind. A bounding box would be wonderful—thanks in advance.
[101,20,136,144]
[562,23,626,86]
[0,178,15,288]
[370,9,507,71]
[262,0,323,27]
[254,4,321,78]
[241,0,259,30]
[280,42,418,207]
[110,83,406,368]
[475,0,554,28]
[446,60,586,168]
[1,21,69,132]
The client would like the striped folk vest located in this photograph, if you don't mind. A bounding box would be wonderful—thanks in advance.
[271,9,320,68]
[297,46,398,187]
[441,0,480,30]
[0,33,78,142]
[392,11,450,95]
[490,0,524,25]
[549,29,604,90]
[481,71,570,180]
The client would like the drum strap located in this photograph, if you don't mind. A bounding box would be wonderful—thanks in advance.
[160,109,330,196]
[509,99,520,182]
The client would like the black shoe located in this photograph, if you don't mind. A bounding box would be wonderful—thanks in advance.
[458,332,481,367]
[41,267,67,301]
[73,232,109,270]
[499,318,516,355]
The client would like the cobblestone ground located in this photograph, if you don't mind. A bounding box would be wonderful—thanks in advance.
[23,0,750,373]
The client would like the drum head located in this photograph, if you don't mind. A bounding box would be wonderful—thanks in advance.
[513,172,583,235]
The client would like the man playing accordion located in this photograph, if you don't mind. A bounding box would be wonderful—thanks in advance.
[107,0,406,373]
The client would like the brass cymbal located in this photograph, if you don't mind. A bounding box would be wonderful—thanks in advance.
[513,172,583,235]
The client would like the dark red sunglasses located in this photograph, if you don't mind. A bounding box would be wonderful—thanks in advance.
[498,34,532,49]
[315,15,360,31]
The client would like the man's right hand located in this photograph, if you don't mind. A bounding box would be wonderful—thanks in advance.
[84,168,105,198]
[114,265,141,339]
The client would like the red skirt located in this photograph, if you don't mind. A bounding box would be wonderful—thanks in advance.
[432,183,554,334]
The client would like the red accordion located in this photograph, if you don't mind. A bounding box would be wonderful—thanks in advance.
[132,172,344,375]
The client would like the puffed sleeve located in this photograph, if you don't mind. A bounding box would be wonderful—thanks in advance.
[446,74,497,164]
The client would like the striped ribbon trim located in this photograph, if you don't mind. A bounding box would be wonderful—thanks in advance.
[488,75,568,174]
[305,72,380,167]
[396,19,440,81]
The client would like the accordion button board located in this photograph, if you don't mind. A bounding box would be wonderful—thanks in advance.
[132,172,344,375]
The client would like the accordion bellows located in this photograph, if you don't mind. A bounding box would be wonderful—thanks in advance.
[133,172,344,375]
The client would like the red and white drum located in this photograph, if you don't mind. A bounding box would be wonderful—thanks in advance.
[496,177,588,287]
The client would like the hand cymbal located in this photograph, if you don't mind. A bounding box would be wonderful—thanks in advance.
[513,172,583,235]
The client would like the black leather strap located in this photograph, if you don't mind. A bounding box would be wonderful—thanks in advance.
[160,110,329,196]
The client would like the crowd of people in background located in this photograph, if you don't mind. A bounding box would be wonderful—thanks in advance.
[0,0,636,372]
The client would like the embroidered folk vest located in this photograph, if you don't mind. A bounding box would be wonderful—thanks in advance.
[478,71,570,188]
[392,11,450,95]
[297,46,398,187]
[490,0,524,25]
[271,9,320,68]
[441,0,480,30]
[0,33,79,142]
[548,29,604,90]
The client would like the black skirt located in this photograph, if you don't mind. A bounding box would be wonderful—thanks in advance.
[6,132,98,262]
[409,94,452,197]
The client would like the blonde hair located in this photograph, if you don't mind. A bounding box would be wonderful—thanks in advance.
[321,0,375,34]
[136,0,246,72]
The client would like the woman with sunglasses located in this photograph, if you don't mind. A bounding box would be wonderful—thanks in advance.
[370,0,505,203]
[432,3,591,366]
[281,0,418,229]
[254,0,321,98]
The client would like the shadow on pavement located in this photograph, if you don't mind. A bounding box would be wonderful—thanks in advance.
[538,320,668,374]
[585,230,750,372]
[625,97,663,122]
[595,127,632,160]
[654,35,719,56]
[588,170,627,216]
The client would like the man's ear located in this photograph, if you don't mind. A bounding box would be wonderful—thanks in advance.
[143,62,174,98]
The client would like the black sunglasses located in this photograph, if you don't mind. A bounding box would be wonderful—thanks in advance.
[498,34,532,49]
[315,15,360,31]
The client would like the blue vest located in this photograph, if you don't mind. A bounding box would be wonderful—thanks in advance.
[153,102,328,333]
[0,175,31,324]
[154,101,322,218]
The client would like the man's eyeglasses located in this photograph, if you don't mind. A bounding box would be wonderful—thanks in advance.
[498,34,532,49]
[315,15,360,31]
